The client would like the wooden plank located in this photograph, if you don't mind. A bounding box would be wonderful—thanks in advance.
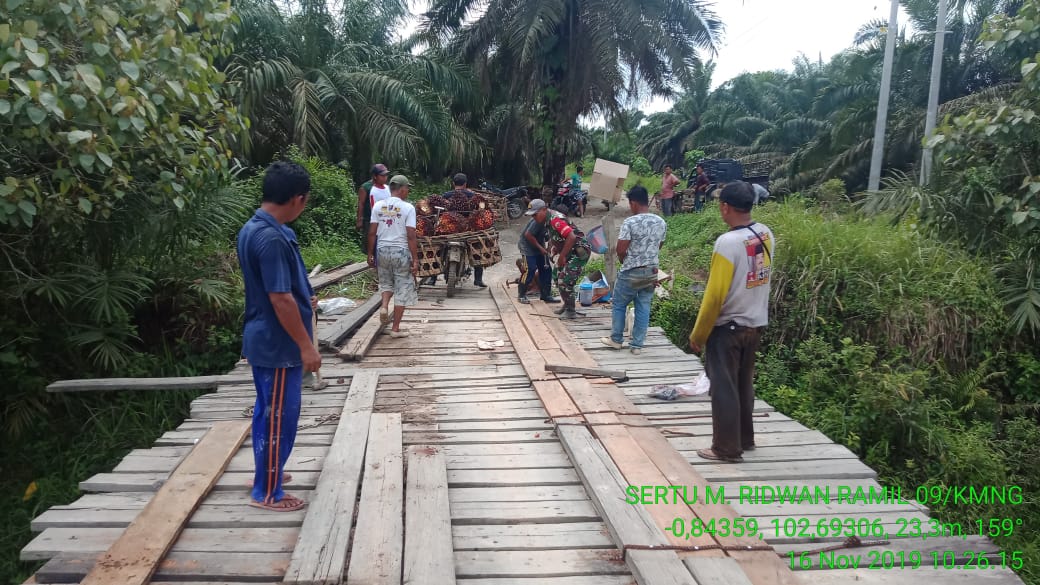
[317,292,381,347]
[682,557,753,585]
[554,425,664,547]
[545,363,628,380]
[339,297,391,360]
[46,374,252,393]
[309,261,369,290]
[36,551,289,583]
[453,549,627,578]
[347,413,404,585]
[626,549,697,585]
[461,578,635,585]
[283,370,379,585]
[22,527,299,560]
[626,424,800,585]
[452,523,613,551]
[446,468,580,487]
[404,446,456,585]
[795,567,1024,584]
[77,420,249,585]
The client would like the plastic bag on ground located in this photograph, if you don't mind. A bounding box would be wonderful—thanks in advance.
[318,297,357,315]
[648,373,711,401]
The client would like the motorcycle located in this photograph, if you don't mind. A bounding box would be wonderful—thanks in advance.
[480,180,534,220]
[550,180,587,217]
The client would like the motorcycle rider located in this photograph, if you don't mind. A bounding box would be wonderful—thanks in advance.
[423,173,486,288]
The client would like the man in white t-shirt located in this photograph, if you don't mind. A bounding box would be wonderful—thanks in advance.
[368,175,419,337]
[600,186,666,354]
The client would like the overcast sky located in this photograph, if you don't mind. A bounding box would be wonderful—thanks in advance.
[404,0,907,118]
[637,0,907,113]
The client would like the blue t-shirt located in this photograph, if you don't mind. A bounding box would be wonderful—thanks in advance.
[237,209,314,368]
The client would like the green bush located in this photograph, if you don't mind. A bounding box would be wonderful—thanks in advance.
[239,148,364,269]
[653,197,1040,584]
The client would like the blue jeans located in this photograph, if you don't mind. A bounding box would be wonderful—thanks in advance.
[610,266,656,349]
[694,191,704,212]
[521,254,551,298]
[661,198,674,216]
[250,365,302,504]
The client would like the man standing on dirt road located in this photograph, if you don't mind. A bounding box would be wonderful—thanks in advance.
[369,175,419,337]
[600,186,666,355]
[237,161,320,512]
[689,182,774,464]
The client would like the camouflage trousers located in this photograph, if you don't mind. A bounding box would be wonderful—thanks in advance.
[556,250,589,309]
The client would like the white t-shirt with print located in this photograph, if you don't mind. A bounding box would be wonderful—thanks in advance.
[371,197,416,249]
[618,213,667,271]
[369,184,391,207]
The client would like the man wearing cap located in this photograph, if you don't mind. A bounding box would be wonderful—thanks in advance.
[357,164,392,251]
[689,182,775,463]
[426,173,487,287]
[517,198,559,304]
[368,175,419,337]
[529,199,592,319]
[444,173,475,199]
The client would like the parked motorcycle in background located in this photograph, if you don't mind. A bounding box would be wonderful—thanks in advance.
[480,180,535,220]
[550,180,587,217]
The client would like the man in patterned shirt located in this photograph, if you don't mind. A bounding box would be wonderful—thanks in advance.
[600,186,666,355]
[528,200,591,319]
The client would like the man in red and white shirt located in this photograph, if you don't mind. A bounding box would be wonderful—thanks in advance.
[658,165,681,216]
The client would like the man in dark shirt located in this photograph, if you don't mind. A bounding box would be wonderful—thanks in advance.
[516,198,559,304]
[694,164,710,212]
[237,161,321,512]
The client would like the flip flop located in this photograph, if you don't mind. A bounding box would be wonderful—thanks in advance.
[249,494,306,512]
[696,448,743,463]
[248,473,292,487]
[379,306,389,325]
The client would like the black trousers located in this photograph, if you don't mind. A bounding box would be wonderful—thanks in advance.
[704,323,764,458]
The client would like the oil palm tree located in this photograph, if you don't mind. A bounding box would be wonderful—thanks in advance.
[226,0,485,179]
[420,0,722,185]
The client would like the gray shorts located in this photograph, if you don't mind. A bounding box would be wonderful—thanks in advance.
[376,246,418,306]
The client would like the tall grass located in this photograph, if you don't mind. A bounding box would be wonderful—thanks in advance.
[652,197,1040,584]
[657,198,1005,369]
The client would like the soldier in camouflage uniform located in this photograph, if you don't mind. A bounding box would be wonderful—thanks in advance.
[527,199,591,319]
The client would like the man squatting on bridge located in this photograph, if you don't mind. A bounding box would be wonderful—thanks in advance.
[237,161,322,512]
[689,182,775,464]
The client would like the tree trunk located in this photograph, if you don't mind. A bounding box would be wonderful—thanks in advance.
[540,143,567,188]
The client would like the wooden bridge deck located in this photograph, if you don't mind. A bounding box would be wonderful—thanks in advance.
[22,281,1025,584]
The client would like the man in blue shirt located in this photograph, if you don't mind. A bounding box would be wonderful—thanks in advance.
[236,161,321,512]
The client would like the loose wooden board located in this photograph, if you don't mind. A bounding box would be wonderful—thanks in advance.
[347,413,404,585]
[309,261,369,290]
[317,292,381,347]
[78,420,249,585]
[404,446,456,585]
[283,370,379,585]
[47,375,253,393]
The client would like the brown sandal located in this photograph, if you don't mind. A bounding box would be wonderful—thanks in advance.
[248,473,292,487]
[697,448,743,463]
[249,494,306,512]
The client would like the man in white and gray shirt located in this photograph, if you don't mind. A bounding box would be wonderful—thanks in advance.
[601,186,667,354]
